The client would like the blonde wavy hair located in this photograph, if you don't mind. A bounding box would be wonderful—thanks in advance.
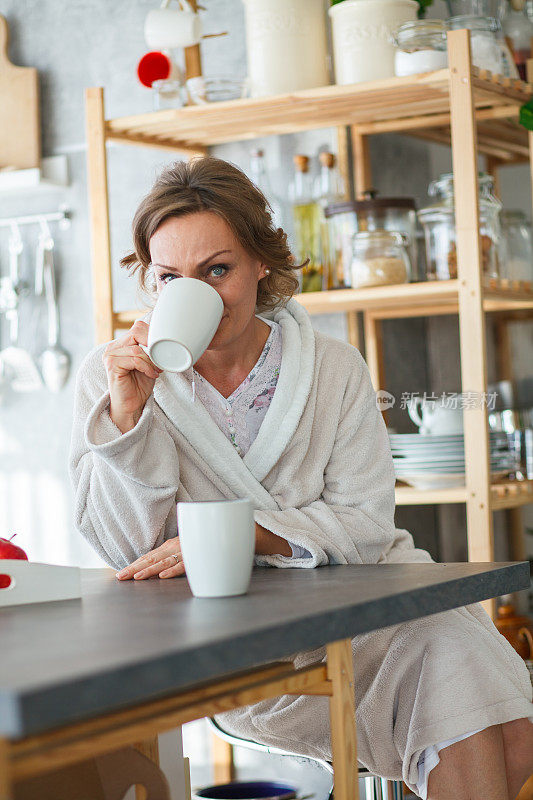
[120,156,302,313]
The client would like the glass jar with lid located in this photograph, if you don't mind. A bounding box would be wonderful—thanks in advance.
[417,172,502,281]
[394,20,448,76]
[323,202,357,289]
[353,190,418,275]
[324,193,419,289]
[447,16,503,73]
[500,210,533,281]
[351,231,412,288]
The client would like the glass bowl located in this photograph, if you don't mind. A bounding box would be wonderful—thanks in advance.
[186,77,249,104]
[152,79,185,111]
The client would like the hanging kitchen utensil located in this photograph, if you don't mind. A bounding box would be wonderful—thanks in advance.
[38,236,70,391]
[34,219,53,297]
[0,226,43,392]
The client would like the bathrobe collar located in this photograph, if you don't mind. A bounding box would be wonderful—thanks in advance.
[152,298,316,494]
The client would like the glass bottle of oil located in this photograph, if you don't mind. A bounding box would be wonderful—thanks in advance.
[314,152,345,289]
[289,154,323,293]
[249,148,284,230]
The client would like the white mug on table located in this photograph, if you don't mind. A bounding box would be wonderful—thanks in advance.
[177,499,255,598]
[143,276,224,372]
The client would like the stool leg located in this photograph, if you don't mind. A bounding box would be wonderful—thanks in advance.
[380,779,403,800]
[365,775,380,800]
[0,738,13,800]
[327,639,359,800]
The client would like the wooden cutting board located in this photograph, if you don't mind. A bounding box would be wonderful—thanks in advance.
[0,14,40,170]
[0,560,81,608]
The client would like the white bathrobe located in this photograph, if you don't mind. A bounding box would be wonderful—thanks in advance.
[69,298,533,794]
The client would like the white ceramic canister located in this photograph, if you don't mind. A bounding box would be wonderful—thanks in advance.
[329,0,419,84]
[242,0,329,97]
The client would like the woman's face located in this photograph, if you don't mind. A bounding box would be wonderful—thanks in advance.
[149,211,268,351]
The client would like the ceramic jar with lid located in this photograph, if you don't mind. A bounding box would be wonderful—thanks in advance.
[329,0,418,84]
[417,172,502,281]
[351,230,412,288]
[394,20,448,76]
[500,210,533,282]
[242,0,329,97]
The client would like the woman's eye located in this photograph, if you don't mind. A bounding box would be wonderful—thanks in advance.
[159,273,178,284]
[209,264,228,278]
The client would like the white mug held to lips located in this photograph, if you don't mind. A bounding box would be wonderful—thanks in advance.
[177,499,255,598]
[143,277,224,372]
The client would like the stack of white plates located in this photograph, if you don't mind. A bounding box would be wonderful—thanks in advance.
[389,432,515,489]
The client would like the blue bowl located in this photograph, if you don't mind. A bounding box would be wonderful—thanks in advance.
[194,781,296,799]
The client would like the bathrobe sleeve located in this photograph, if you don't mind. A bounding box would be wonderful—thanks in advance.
[254,345,434,569]
[68,346,180,569]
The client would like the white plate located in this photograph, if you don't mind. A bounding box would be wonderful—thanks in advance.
[393,457,514,466]
[395,470,510,490]
[389,432,507,442]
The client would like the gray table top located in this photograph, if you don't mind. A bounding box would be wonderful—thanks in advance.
[0,561,528,739]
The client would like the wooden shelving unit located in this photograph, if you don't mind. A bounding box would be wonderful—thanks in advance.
[395,479,533,509]
[85,29,533,618]
[114,277,533,326]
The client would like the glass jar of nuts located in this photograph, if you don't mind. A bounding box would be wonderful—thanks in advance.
[350,230,412,289]
[417,172,502,281]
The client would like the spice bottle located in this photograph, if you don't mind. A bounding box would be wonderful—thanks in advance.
[249,149,284,230]
[289,155,323,293]
[314,152,344,289]
[502,0,533,81]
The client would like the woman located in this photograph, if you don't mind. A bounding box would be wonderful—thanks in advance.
[69,157,533,799]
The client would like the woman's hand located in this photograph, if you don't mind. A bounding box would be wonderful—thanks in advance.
[115,523,292,582]
[103,320,163,434]
[255,522,292,556]
[115,536,185,580]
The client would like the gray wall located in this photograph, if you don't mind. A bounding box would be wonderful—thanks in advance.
[0,0,442,568]
[1,0,532,791]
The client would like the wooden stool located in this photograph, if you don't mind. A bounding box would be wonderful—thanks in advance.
[208,717,404,799]
[13,745,171,800]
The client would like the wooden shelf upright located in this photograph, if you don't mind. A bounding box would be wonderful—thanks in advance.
[85,29,533,620]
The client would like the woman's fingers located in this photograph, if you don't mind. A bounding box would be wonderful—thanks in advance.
[158,560,186,579]
[130,320,150,345]
[116,550,162,579]
[107,354,160,380]
[132,553,183,579]
[116,538,182,580]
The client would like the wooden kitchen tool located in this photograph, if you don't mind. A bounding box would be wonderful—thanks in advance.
[0,14,40,170]
[0,560,81,608]
[495,599,533,660]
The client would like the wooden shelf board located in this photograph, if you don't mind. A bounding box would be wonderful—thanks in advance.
[395,484,467,504]
[491,479,533,510]
[103,69,531,158]
[410,118,530,162]
[396,479,533,508]
[112,279,533,329]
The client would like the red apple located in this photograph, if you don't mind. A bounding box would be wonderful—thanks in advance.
[0,534,28,589]
[0,534,28,560]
